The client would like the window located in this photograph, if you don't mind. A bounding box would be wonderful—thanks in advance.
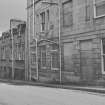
[20,24,26,34]
[51,52,59,70]
[85,0,90,21]
[31,53,36,65]
[15,44,24,61]
[2,46,6,60]
[94,0,105,18]
[47,10,49,22]
[40,12,45,31]
[17,44,21,60]
[46,9,50,30]
[36,14,40,32]
[41,46,46,68]
[51,44,59,70]
[18,25,21,36]
[63,0,73,27]
[12,28,18,35]
[101,39,105,74]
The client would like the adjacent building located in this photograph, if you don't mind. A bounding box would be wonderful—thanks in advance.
[0,19,26,80]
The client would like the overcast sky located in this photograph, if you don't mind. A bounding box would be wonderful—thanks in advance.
[0,0,27,34]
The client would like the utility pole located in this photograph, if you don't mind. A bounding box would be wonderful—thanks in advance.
[33,0,39,80]
[10,21,14,80]
[58,0,62,83]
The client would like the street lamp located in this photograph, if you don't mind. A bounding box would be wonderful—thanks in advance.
[42,0,62,83]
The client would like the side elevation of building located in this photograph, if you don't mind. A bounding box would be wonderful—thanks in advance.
[26,0,105,85]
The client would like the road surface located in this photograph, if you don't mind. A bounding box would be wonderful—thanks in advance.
[0,83,104,105]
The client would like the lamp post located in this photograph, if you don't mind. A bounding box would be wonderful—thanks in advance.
[58,0,62,83]
[42,0,62,83]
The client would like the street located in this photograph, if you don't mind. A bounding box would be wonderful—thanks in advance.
[0,83,104,105]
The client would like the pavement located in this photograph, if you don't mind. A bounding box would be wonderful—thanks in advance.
[0,82,105,105]
[0,79,105,94]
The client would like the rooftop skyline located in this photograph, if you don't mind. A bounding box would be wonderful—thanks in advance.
[0,0,27,35]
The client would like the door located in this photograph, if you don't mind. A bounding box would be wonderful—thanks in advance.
[80,40,94,81]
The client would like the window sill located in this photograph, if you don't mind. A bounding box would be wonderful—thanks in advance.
[94,14,105,19]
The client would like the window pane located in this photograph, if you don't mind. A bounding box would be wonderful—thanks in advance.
[63,0,73,26]
[64,12,73,26]
[96,3,105,17]
[47,10,49,22]
[63,0,72,13]
[52,44,58,50]
[33,54,36,64]
[86,5,90,21]
[40,12,45,23]
[40,12,45,31]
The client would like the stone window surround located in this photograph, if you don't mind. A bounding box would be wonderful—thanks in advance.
[36,8,50,32]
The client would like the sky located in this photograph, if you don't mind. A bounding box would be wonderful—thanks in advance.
[0,0,27,35]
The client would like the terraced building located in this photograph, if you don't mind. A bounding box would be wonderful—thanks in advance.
[28,0,105,85]
[0,19,26,80]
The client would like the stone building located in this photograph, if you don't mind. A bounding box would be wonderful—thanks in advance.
[27,0,105,85]
[0,19,26,80]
